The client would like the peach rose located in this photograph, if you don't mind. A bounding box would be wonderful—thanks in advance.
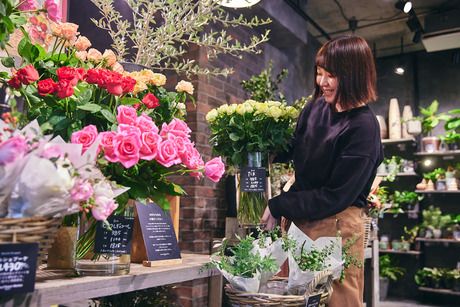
[60,22,79,41]
[103,49,117,67]
[74,35,91,51]
[151,73,166,86]
[175,80,194,95]
[75,51,87,61]
[112,62,124,73]
[87,48,103,63]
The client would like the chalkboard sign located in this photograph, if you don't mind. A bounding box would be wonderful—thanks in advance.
[0,243,38,295]
[241,167,266,192]
[94,216,134,254]
[136,201,181,262]
[305,293,322,307]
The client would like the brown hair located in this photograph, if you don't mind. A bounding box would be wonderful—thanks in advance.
[313,35,377,110]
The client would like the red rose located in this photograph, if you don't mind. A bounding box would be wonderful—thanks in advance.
[7,76,21,89]
[16,65,39,85]
[37,78,57,96]
[56,66,78,86]
[105,71,124,96]
[141,93,160,109]
[121,76,136,94]
[76,68,86,81]
[56,79,74,98]
[85,69,102,85]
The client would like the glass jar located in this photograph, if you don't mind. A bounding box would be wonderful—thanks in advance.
[75,204,134,276]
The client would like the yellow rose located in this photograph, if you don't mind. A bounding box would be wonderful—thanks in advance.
[133,81,148,95]
[241,102,254,113]
[268,106,283,120]
[206,109,219,122]
[150,73,167,86]
[218,104,229,114]
[226,104,237,115]
[175,80,194,95]
[254,103,268,115]
[266,100,282,107]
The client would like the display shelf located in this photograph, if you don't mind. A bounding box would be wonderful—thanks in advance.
[381,138,416,145]
[379,249,422,255]
[415,190,460,194]
[414,150,460,157]
[415,238,460,244]
[418,287,460,296]
[377,172,418,177]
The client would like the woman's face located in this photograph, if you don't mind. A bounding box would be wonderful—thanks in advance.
[316,66,338,104]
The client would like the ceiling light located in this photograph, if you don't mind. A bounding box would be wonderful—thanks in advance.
[423,159,432,167]
[395,1,412,14]
[394,67,405,75]
[215,0,261,8]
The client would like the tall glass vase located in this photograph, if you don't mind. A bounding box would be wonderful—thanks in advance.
[75,204,134,276]
[237,152,268,227]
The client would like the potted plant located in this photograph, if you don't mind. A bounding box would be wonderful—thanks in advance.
[384,156,402,182]
[392,190,423,212]
[379,255,405,300]
[443,108,460,150]
[422,206,451,239]
[447,269,460,291]
[418,100,450,152]
[415,267,443,288]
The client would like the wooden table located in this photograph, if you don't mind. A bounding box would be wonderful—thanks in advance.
[1,253,220,307]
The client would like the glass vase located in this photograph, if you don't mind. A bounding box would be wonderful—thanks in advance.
[237,152,268,227]
[75,205,134,276]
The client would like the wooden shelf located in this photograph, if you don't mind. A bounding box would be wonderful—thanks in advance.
[414,150,460,157]
[415,190,460,194]
[381,138,416,144]
[379,249,422,255]
[377,172,418,177]
[419,287,460,296]
[415,238,460,244]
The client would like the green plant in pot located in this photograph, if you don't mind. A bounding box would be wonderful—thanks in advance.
[415,267,444,288]
[379,255,405,300]
[392,190,423,212]
[418,100,450,152]
[421,206,451,239]
[446,269,460,292]
[443,108,460,150]
[383,156,402,182]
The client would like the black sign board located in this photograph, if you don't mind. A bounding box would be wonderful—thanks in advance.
[305,293,322,307]
[94,215,134,254]
[0,243,38,295]
[241,167,266,192]
[135,201,181,261]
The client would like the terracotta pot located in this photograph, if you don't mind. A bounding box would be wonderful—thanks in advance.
[422,136,441,152]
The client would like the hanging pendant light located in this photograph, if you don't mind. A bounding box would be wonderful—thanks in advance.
[215,0,261,8]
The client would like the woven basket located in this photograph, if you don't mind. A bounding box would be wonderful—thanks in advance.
[0,217,62,266]
[225,270,333,307]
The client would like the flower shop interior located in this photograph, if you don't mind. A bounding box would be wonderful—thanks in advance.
[1,0,460,306]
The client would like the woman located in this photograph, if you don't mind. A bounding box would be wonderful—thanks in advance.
[261,35,383,307]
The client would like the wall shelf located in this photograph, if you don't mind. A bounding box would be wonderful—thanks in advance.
[381,138,416,145]
[377,172,419,177]
[379,249,422,255]
[415,190,460,194]
[414,150,460,157]
[418,287,460,296]
[415,238,460,244]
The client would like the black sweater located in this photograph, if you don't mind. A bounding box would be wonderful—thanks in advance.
[268,98,383,221]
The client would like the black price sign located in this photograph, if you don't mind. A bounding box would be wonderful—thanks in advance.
[136,201,181,261]
[94,216,134,254]
[0,243,38,295]
[241,167,266,192]
[305,293,322,307]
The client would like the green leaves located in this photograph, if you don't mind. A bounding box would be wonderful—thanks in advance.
[77,104,102,113]
[1,56,14,68]
[101,109,116,123]
[120,97,141,105]
[18,37,40,63]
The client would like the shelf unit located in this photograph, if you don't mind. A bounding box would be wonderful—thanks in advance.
[415,238,460,244]
[418,287,460,296]
[415,190,460,194]
[377,172,418,177]
[414,150,460,157]
[381,138,416,144]
[379,249,422,256]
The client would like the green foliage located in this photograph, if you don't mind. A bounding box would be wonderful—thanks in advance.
[256,226,297,252]
[240,61,288,102]
[94,286,178,307]
[340,235,363,282]
[421,206,452,230]
[379,255,405,281]
[423,168,446,182]
[418,100,450,135]
[441,131,460,145]
[0,0,28,50]
[391,191,423,206]
[90,0,271,77]
[294,241,335,272]
[444,108,460,132]
[415,267,445,287]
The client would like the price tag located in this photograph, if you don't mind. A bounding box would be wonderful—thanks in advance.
[0,243,38,295]
[305,293,322,307]
[241,167,266,192]
[94,216,134,254]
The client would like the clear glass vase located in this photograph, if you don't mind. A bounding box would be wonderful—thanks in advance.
[75,205,134,276]
[237,152,268,227]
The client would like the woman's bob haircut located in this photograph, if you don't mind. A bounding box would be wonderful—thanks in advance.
[313,35,377,110]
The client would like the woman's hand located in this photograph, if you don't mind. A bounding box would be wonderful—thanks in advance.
[261,206,277,230]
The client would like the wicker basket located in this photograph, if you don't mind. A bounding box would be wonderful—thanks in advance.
[225,270,333,307]
[0,217,62,266]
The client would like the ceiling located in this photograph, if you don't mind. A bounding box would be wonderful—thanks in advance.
[296,0,460,57]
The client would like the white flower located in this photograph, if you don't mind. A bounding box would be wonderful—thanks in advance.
[206,109,218,122]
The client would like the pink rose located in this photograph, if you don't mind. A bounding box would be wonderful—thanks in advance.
[18,0,37,11]
[116,105,137,125]
[155,139,181,168]
[204,157,225,182]
[181,145,203,171]
[114,132,141,168]
[118,124,141,136]
[44,0,61,22]
[92,196,118,221]
[173,135,191,156]
[71,179,94,202]
[0,136,28,165]
[139,131,161,161]
[136,114,158,133]
[99,131,118,162]
[160,118,191,139]
[71,125,98,153]
[41,144,63,159]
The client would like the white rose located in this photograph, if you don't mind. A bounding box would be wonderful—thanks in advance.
[206,109,218,122]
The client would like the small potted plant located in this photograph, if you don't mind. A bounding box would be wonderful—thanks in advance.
[443,108,460,150]
[441,132,460,151]
[418,100,450,152]
[448,269,460,292]
[415,267,443,289]
[384,156,402,182]
[379,255,405,300]
[422,206,451,239]
[392,190,423,212]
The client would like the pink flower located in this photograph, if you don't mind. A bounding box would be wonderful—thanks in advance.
[155,139,181,168]
[173,136,191,156]
[118,124,141,136]
[71,179,94,202]
[41,144,63,159]
[99,131,118,162]
[141,93,160,109]
[160,118,191,139]
[92,196,118,221]
[139,131,161,161]
[44,0,61,22]
[181,144,203,171]
[116,105,138,125]
[18,0,37,11]
[114,132,141,168]
[136,114,158,133]
[71,125,98,153]
[204,157,225,182]
[0,136,28,165]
